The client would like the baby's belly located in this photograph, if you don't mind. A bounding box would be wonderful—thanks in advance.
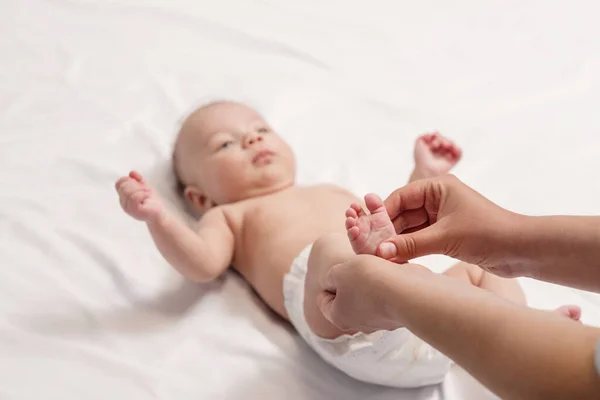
[234,187,360,318]
[235,227,346,319]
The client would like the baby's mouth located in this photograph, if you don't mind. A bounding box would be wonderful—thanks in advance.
[252,149,276,165]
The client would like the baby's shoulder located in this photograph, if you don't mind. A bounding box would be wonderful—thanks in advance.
[204,203,245,234]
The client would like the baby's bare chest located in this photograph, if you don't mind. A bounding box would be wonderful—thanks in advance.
[234,186,358,265]
[249,186,357,239]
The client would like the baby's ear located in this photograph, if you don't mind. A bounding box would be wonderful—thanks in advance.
[184,186,215,214]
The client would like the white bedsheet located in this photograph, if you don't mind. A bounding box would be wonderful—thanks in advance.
[2,0,600,399]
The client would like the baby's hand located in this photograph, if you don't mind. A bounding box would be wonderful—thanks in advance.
[115,171,164,223]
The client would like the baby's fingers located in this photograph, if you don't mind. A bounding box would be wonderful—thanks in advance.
[125,190,150,211]
[115,176,131,190]
[118,179,145,196]
[129,170,146,184]
[119,186,139,210]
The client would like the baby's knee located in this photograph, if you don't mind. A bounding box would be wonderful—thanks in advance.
[311,233,340,256]
[308,233,347,272]
[306,234,341,285]
[445,261,485,286]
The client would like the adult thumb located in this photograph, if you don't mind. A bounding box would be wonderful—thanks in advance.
[377,226,444,262]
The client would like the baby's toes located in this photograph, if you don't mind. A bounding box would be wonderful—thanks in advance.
[444,151,456,162]
[427,132,439,142]
[430,136,444,151]
[364,193,385,214]
[437,139,450,151]
[555,305,581,321]
[345,207,358,219]
[451,146,463,161]
[345,216,357,230]
[435,144,451,157]
[444,146,460,161]
[346,215,362,241]
[419,133,434,144]
[350,202,365,217]
[347,226,361,241]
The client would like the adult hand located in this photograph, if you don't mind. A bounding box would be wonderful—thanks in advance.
[377,174,522,277]
[318,254,600,400]
[317,255,431,333]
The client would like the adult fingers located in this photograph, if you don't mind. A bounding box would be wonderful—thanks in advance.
[383,178,442,221]
[384,175,459,221]
[317,263,348,329]
[384,181,428,219]
[391,208,430,233]
[316,290,336,325]
[377,225,447,261]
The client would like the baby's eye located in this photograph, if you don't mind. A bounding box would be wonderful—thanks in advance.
[258,127,269,134]
[220,140,234,150]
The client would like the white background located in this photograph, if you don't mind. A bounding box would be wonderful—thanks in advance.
[1,1,599,399]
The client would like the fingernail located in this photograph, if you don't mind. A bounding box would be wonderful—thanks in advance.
[379,243,397,259]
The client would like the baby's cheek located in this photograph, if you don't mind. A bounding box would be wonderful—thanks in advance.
[214,161,250,195]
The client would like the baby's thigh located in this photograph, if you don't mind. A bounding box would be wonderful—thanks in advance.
[304,233,355,338]
[306,233,351,279]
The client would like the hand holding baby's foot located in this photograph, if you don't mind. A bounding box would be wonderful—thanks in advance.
[345,194,396,255]
[115,171,164,223]
[413,132,462,179]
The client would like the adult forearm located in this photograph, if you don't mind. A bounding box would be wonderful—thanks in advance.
[507,216,600,292]
[388,269,600,399]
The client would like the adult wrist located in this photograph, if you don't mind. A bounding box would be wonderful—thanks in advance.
[378,264,440,330]
[498,214,560,279]
[475,210,533,278]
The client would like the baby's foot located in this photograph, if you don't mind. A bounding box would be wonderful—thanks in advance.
[554,305,582,322]
[345,194,396,255]
[413,132,462,179]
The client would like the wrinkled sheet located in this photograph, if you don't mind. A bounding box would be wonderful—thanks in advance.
[1,0,600,399]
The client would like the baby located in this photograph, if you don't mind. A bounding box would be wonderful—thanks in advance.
[115,101,574,388]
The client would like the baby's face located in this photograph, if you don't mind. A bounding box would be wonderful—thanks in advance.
[176,102,296,209]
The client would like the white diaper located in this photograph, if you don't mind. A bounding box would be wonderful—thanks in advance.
[283,245,453,388]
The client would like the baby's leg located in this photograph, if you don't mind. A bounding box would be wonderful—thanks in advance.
[443,262,581,320]
[304,233,360,339]
[304,194,401,339]
[443,261,526,305]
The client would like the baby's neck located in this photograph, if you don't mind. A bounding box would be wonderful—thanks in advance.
[233,180,296,204]
[254,181,295,198]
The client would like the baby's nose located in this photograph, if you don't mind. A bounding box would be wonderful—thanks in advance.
[245,133,264,147]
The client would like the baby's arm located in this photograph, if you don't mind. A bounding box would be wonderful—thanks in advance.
[116,171,233,282]
[147,207,233,282]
